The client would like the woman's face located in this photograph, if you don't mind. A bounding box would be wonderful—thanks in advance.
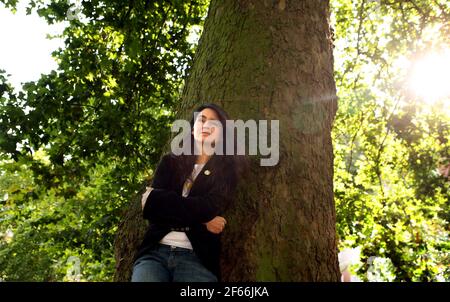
[192,108,222,145]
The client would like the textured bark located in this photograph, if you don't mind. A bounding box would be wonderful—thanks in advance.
[114,185,148,282]
[115,0,340,281]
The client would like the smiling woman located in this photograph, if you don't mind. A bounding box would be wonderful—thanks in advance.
[408,49,450,104]
[132,103,248,282]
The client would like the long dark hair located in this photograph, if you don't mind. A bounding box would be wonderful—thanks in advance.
[166,103,248,196]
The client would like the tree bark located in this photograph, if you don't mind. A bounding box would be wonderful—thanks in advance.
[115,0,340,281]
[114,185,148,282]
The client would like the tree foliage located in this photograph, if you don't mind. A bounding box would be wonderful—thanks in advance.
[332,0,449,281]
[0,0,209,280]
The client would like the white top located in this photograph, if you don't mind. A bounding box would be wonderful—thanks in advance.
[159,163,205,249]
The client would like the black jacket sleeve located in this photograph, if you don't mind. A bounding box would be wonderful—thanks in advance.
[143,164,236,225]
[149,154,172,190]
[142,154,171,221]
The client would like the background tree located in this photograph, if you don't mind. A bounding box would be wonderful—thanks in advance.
[332,0,449,281]
[0,0,210,281]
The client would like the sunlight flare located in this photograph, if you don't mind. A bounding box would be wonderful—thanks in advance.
[408,49,450,104]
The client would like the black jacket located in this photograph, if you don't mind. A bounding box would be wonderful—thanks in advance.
[133,153,236,280]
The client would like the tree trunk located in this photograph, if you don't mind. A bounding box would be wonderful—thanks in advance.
[114,185,149,282]
[115,0,340,281]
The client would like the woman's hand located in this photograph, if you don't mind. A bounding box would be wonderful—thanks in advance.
[141,186,153,210]
[204,216,227,234]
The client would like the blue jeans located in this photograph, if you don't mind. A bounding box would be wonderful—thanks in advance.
[131,244,218,282]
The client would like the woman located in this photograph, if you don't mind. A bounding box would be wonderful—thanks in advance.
[131,103,246,282]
